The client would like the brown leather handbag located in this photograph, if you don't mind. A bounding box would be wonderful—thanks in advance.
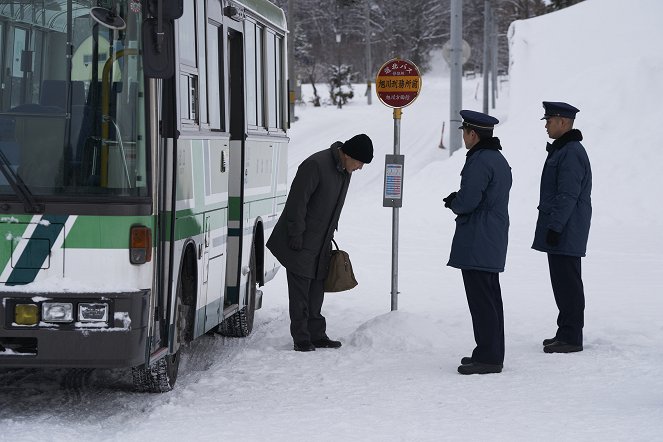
[324,239,358,292]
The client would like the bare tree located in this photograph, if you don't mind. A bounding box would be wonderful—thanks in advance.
[270,0,582,107]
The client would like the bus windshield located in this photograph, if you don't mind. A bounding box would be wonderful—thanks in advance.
[0,0,147,199]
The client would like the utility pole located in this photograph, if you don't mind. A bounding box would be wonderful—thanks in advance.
[482,0,490,114]
[287,0,296,124]
[491,4,498,108]
[449,0,463,154]
[365,0,372,105]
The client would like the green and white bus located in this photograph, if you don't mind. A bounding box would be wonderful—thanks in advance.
[0,0,288,392]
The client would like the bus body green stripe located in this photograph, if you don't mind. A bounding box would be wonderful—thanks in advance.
[65,216,155,249]
[229,197,241,221]
[176,215,204,239]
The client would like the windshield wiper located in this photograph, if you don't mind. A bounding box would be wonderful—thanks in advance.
[0,149,44,214]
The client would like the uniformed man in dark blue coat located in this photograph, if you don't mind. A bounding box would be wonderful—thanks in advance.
[444,110,512,375]
[533,101,592,354]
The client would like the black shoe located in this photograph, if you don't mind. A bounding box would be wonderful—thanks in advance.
[457,362,503,375]
[460,356,473,365]
[543,340,583,353]
[542,337,557,346]
[311,337,342,349]
[294,341,316,352]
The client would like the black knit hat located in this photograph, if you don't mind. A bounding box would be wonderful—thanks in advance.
[341,134,373,164]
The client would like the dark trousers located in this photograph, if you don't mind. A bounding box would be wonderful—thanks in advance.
[286,270,327,344]
[547,254,584,346]
[461,269,505,365]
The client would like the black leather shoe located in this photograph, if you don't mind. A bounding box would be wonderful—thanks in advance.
[311,337,342,349]
[542,337,557,346]
[458,362,503,375]
[294,341,316,352]
[460,357,473,365]
[543,341,583,353]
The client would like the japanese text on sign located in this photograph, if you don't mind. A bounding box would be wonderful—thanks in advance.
[384,164,403,199]
[376,58,421,108]
[376,78,420,91]
[382,62,415,75]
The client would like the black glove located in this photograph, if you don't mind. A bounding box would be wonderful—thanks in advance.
[288,235,303,251]
[546,229,561,247]
[443,192,458,208]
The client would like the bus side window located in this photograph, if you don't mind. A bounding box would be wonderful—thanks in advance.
[255,24,264,128]
[207,21,224,131]
[180,73,198,123]
[244,21,257,128]
[265,31,276,129]
[265,31,284,131]
[275,35,284,129]
[179,1,199,125]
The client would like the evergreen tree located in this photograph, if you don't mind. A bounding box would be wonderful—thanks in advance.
[328,64,356,108]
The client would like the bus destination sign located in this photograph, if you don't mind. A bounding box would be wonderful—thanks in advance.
[375,58,422,108]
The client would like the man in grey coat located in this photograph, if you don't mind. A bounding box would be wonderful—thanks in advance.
[267,134,373,352]
[533,101,592,354]
[444,110,512,375]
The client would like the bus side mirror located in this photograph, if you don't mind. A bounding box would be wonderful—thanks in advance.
[147,0,184,20]
[142,18,174,79]
[142,0,183,79]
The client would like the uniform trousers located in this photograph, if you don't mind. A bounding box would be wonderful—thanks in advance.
[547,253,584,346]
[286,270,327,344]
[461,269,505,365]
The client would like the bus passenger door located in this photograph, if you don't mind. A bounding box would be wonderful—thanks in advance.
[201,214,213,327]
[202,140,230,331]
[224,27,246,308]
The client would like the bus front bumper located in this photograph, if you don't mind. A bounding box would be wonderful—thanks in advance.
[0,290,150,368]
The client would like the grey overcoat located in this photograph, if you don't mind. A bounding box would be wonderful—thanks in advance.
[267,143,350,279]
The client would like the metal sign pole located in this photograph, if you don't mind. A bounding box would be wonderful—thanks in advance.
[391,108,402,311]
[376,58,419,312]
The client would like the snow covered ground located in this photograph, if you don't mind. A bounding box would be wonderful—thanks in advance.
[2,0,662,440]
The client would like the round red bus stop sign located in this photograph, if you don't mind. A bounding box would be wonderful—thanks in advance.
[375,58,422,108]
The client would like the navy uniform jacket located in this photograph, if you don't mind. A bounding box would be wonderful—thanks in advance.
[532,129,592,257]
[448,137,512,273]
[267,143,350,280]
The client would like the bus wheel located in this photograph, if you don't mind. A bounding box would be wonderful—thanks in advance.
[219,242,257,337]
[131,352,180,393]
[132,268,192,392]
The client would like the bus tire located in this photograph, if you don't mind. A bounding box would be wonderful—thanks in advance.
[219,241,257,337]
[131,352,180,393]
[131,262,193,392]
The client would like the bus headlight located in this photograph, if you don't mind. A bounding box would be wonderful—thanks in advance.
[42,303,74,323]
[15,304,39,326]
[78,303,109,322]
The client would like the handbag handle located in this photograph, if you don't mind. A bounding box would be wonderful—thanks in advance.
[331,238,339,250]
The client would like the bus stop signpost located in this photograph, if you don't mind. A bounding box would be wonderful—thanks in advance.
[375,58,422,311]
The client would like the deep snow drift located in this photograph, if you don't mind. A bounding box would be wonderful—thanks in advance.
[1,0,662,440]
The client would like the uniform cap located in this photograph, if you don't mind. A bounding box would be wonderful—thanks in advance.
[458,109,499,130]
[541,101,579,120]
